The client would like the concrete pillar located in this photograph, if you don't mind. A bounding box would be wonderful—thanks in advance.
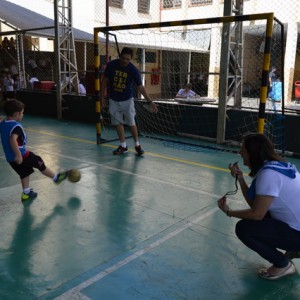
[208,26,222,98]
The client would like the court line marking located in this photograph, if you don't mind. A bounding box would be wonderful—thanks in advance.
[26,128,237,173]
[30,147,228,199]
[1,145,239,201]
[53,207,219,300]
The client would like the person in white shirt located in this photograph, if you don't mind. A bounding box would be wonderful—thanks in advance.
[176,83,198,98]
[79,83,86,95]
[3,73,14,100]
[218,133,300,280]
[3,73,14,92]
[79,78,86,95]
[29,76,39,89]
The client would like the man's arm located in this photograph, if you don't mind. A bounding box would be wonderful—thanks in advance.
[190,90,199,98]
[176,89,186,98]
[138,85,158,113]
[138,85,151,102]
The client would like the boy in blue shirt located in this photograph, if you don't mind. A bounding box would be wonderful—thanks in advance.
[0,99,70,201]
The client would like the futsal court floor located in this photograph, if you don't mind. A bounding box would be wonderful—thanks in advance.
[1,115,300,300]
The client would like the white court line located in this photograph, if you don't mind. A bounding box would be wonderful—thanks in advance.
[53,207,219,300]
[1,150,220,199]
[1,144,230,199]
[31,147,224,198]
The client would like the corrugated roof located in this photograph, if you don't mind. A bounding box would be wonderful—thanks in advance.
[0,0,94,42]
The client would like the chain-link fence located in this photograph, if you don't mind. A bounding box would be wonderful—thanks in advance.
[0,0,299,152]
[1,1,298,103]
[0,1,298,98]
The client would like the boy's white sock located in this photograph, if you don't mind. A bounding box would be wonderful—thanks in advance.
[23,188,30,194]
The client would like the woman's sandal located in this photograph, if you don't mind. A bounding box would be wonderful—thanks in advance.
[258,262,296,280]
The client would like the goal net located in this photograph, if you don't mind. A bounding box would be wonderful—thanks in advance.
[94,13,284,154]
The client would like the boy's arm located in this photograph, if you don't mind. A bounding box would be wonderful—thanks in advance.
[10,133,23,164]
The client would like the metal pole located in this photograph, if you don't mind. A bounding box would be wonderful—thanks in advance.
[54,0,62,119]
[257,13,274,133]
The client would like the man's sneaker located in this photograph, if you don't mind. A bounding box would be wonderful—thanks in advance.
[21,190,38,201]
[54,171,69,184]
[113,145,128,155]
[135,145,145,156]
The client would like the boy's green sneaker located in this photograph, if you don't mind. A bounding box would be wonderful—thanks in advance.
[54,171,69,184]
[21,190,38,201]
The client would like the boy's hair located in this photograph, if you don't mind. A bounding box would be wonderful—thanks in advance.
[4,99,25,116]
[120,47,133,58]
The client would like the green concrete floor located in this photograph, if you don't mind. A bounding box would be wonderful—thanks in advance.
[0,115,300,300]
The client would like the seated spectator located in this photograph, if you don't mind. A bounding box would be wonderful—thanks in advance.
[26,57,38,76]
[28,75,39,89]
[176,83,199,98]
[79,78,86,95]
[3,72,14,100]
[13,74,24,94]
[269,71,282,111]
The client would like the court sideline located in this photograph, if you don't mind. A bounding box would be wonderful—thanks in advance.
[0,116,300,300]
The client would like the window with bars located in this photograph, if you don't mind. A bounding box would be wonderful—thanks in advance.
[138,0,150,14]
[162,0,182,9]
[190,0,212,5]
[109,0,124,9]
[136,49,157,63]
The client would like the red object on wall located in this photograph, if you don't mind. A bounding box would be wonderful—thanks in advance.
[151,68,160,85]
[295,81,300,98]
[34,81,55,90]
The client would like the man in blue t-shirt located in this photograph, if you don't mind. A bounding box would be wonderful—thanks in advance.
[100,47,157,155]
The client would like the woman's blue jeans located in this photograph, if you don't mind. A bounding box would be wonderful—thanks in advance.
[236,218,300,268]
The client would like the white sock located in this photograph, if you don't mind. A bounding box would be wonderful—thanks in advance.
[135,141,140,146]
[23,188,30,194]
[121,142,127,148]
[53,173,58,181]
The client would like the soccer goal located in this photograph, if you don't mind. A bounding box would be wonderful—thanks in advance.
[94,13,285,154]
